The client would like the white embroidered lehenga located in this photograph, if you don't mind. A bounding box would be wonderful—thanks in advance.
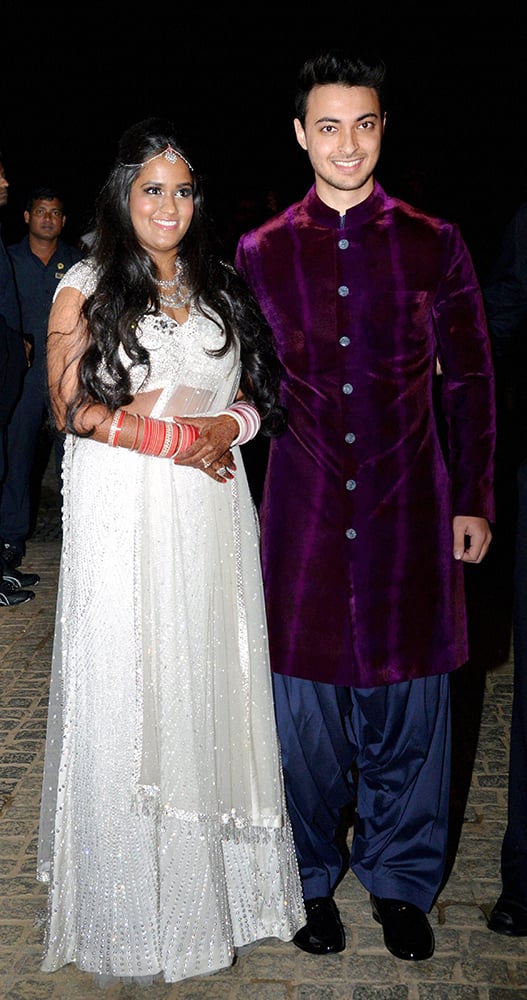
[37,260,305,984]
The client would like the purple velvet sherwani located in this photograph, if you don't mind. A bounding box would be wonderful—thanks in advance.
[235,182,496,689]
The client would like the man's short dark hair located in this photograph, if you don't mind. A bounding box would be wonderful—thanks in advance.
[294,49,386,125]
[25,186,65,213]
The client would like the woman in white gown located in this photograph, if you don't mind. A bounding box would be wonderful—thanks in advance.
[37,118,305,985]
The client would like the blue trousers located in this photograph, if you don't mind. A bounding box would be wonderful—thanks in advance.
[500,458,527,903]
[272,672,451,913]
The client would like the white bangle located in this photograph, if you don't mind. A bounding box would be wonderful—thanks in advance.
[159,421,174,458]
[217,400,261,446]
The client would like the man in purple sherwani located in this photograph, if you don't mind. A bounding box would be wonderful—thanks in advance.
[235,49,496,961]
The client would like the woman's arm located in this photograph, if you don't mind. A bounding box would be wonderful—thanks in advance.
[47,286,122,442]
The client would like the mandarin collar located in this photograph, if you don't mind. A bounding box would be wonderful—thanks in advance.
[302,180,385,229]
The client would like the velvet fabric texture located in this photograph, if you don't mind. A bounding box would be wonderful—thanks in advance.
[235,182,496,688]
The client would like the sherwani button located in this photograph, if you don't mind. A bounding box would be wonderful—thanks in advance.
[338,285,350,296]
[342,383,353,394]
[345,528,357,539]
[346,480,357,491]
[339,336,350,347]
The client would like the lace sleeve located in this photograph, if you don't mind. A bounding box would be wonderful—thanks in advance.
[53,258,98,303]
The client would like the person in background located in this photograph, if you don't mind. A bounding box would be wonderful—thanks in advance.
[0,152,36,605]
[36,117,305,986]
[1,186,83,576]
[235,48,496,962]
[484,201,527,937]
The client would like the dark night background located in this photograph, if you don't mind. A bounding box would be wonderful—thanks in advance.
[0,3,525,915]
[2,4,527,279]
[3,2,526,677]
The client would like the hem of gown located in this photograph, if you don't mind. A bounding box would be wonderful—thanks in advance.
[40,933,303,985]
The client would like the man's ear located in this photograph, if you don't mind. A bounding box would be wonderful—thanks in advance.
[293,118,308,151]
[23,210,30,225]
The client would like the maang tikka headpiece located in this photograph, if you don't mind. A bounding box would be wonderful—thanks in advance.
[120,144,193,172]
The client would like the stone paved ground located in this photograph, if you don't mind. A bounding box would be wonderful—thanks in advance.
[1,461,526,999]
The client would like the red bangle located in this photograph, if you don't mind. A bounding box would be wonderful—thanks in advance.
[108,408,126,447]
[133,416,199,458]
[178,422,200,453]
[131,414,142,451]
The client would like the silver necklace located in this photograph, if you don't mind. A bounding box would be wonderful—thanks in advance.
[155,258,191,309]
[158,289,191,309]
[156,275,179,289]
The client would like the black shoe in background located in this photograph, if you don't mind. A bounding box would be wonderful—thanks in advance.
[2,565,40,589]
[1,545,39,587]
[0,579,35,606]
[488,897,527,936]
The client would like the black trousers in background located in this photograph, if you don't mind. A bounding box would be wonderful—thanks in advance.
[501,457,527,903]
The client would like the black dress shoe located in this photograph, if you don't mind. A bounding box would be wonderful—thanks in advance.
[488,897,527,936]
[370,894,434,960]
[0,579,35,606]
[2,566,40,589]
[293,896,346,954]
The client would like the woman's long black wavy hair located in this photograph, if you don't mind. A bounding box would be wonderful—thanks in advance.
[64,117,286,437]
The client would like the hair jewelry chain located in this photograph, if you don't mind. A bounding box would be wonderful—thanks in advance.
[120,144,194,172]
